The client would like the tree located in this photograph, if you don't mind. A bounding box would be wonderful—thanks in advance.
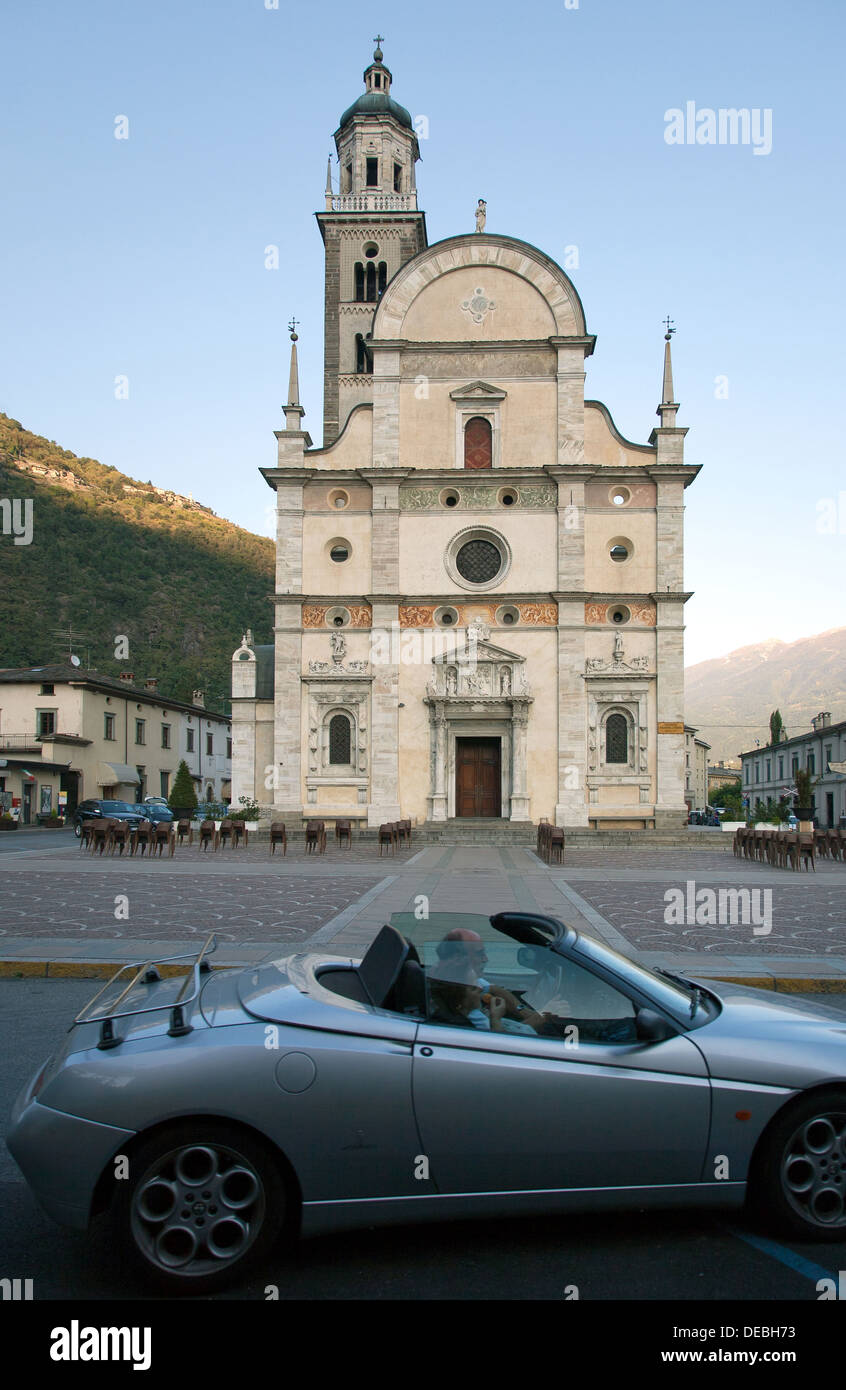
[769,709,784,746]
[168,760,198,811]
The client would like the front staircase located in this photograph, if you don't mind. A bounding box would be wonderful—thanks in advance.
[415,819,731,850]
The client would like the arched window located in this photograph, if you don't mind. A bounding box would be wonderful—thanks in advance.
[464,416,492,470]
[378,261,387,295]
[365,262,377,302]
[355,334,367,374]
[354,264,365,302]
[328,714,352,765]
[606,713,628,764]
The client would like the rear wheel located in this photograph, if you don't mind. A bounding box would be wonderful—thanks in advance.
[113,1122,288,1293]
[754,1090,846,1241]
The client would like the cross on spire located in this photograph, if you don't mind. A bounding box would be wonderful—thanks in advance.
[288,316,299,341]
[663,315,676,340]
[373,33,385,48]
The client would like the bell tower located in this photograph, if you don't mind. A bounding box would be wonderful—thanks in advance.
[316,40,427,444]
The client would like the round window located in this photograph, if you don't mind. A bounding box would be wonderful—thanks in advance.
[456,539,502,583]
[363,242,379,259]
[498,488,518,507]
[496,604,520,627]
[434,606,460,627]
[440,489,460,508]
[610,543,630,563]
[610,486,630,507]
[329,489,349,510]
[330,544,349,563]
[610,606,630,624]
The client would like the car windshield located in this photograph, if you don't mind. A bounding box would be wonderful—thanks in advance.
[568,934,710,1020]
[101,801,137,813]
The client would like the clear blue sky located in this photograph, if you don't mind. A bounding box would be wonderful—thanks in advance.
[2,0,844,665]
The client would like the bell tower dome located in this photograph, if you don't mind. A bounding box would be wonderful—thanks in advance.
[317,39,427,444]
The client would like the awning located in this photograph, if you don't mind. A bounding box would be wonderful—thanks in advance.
[96,762,141,786]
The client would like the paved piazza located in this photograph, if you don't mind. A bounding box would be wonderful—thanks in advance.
[0,837,845,972]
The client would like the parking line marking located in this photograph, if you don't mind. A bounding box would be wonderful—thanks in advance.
[724,1225,838,1286]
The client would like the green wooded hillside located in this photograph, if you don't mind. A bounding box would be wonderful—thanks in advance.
[0,413,274,709]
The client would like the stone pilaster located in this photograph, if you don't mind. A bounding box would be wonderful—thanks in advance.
[554,595,589,826]
[554,343,588,464]
[371,348,401,469]
[368,598,401,824]
[652,593,689,830]
[272,600,303,814]
[510,703,531,820]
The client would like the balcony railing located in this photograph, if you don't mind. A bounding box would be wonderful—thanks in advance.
[328,193,416,212]
[0,733,44,751]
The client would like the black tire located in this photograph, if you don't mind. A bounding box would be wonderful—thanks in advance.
[752,1089,846,1241]
[73,821,82,838]
[112,1122,288,1293]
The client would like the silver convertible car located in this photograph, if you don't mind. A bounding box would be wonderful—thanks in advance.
[7,910,846,1292]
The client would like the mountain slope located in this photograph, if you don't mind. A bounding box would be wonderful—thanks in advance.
[685,629,846,762]
[0,413,273,708]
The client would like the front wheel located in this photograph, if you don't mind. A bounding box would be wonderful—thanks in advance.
[74,821,82,838]
[113,1123,288,1293]
[753,1091,846,1241]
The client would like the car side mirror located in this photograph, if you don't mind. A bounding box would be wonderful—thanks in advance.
[635,1008,677,1043]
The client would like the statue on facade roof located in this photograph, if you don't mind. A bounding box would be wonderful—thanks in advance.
[475,199,487,233]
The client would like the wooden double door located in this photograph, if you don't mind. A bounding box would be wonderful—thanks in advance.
[456,738,502,818]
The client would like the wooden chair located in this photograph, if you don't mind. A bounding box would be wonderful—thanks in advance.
[335,818,352,849]
[549,826,565,864]
[229,819,246,850]
[827,829,843,862]
[78,819,97,851]
[198,820,216,852]
[781,833,799,871]
[175,819,193,848]
[378,823,395,857]
[151,823,174,858]
[732,828,744,859]
[815,830,830,861]
[305,819,326,854]
[218,819,234,850]
[90,819,113,855]
[269,821,287,856]
[397,818,412,847]
[131,821,153,857]
[798,833,816,872]
[109,821,132,856]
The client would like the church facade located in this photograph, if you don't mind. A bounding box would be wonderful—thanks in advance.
[231,44,700,830]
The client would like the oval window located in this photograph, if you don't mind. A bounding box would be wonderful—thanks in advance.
[330,545,349,563]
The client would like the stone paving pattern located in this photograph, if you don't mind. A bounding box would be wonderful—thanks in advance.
[1,842,844,974]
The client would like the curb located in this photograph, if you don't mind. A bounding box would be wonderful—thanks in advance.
[0,956,844,993]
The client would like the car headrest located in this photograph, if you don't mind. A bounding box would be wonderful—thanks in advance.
[357,924,410,1008]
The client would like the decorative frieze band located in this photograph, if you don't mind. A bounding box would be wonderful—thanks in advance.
[398,602,557,627]
[585,601,656,626]
[303,605,372,628]
[400,484,556,511]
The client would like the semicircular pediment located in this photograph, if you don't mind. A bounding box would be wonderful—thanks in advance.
[373,234,587,341]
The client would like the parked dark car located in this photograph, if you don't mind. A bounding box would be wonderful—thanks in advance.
[133,803,175,826]
[72,799,148,838]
